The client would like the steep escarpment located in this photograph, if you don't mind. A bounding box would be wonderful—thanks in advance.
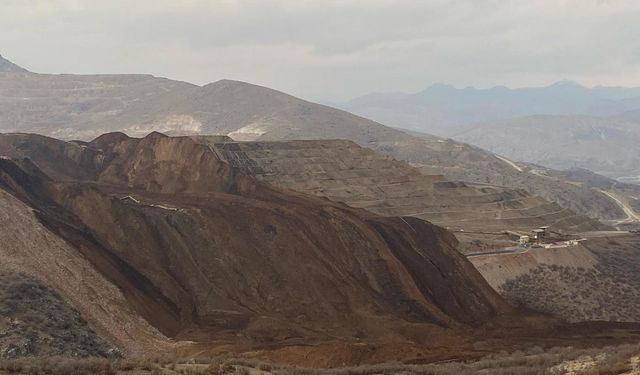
[367,216,506,322]
[0,132,514,355]
[92,132,236,193]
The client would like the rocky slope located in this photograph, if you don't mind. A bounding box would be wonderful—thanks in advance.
[0,55,628,224]
[0,132,516,358]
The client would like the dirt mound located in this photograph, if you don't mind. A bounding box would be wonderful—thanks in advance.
[0,132,517,355]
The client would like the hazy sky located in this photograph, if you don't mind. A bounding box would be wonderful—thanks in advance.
[2,0,640,101]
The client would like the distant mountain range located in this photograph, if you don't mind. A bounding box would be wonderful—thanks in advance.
[339,81,640,136]
[0,54,28,73]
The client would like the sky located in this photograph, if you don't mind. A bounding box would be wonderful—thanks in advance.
[2,0,640,101]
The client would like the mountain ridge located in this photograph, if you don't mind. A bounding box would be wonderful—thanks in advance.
[0,54,28,73]
[0,66,631,224]
[340,81,640,136]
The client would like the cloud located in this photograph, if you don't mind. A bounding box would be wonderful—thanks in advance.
[1,0,639,100]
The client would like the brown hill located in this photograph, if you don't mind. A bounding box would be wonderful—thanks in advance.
[0,132,517,358]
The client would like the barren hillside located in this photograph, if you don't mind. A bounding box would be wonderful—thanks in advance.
[0,132,518,360]
[1,132,638,365]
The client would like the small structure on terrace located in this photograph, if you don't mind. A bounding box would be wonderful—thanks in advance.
[531,226,549,243]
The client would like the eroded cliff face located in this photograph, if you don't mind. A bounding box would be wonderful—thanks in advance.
[93,132,236,193]
[0,132,513,353]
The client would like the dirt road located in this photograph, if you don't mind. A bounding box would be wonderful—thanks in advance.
[601,190,640,222]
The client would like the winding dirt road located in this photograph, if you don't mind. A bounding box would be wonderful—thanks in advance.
[601,190,640,223]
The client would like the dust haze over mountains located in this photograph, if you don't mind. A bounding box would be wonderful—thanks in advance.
[4,1,640,100]
[2,1,640,371]
[340,81,640,183]
[0,54,28,73]
[4,0,640,180]
[341,81,640,135]
[0,54,633,227]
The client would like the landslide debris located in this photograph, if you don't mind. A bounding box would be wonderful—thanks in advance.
[0,132,514,354]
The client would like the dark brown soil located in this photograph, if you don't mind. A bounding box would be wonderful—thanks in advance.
[1,132,638,366]
[0,132,511,356]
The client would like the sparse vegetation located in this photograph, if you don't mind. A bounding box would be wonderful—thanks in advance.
[0,343,638,374]
[498,237,640,322]
[0,272,118,359]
